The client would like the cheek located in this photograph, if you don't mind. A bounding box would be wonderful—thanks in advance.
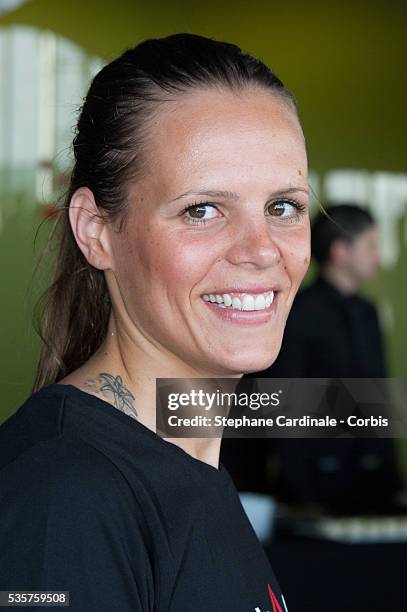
[143,230,217,293]
[280,228,311,286]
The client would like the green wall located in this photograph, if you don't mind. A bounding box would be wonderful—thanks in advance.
[0,175,50,414]
[1,1,407,173]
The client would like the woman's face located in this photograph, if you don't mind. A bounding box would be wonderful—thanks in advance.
[108,86,310,375]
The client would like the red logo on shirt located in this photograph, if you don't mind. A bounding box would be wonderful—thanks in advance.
[267,583,284,612]
[254,583,288,612]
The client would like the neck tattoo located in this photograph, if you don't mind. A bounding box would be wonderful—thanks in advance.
[82,372,138,419]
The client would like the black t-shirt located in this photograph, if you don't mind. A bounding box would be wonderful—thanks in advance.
[0,383,288,612]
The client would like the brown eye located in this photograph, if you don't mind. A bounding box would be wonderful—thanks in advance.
[267,199,307,222]
[181,202,220,225]
[188,205,207,219]
[269,202,286,216]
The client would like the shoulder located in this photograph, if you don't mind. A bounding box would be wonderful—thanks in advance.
[0,384,132,495]
[0,386,66,470]
[357,293,377,309]
[282,283,325,338]
[0,388,137,515]
[0,384,211,522]
[353,293,379,318]
[289,282,325,314]
[0,387,200,526]
[0,432,153,578]
[0,396,122,494]
[0,434,134,515]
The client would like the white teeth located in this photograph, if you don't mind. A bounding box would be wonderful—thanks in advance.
[254,294,266,310]
[265,291,274,307]
[242,294,255,310]
[202,290,276,311]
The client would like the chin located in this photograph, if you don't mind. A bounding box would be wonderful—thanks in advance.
[219,347,280,376]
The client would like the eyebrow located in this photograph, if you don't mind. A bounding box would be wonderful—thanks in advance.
[167,186,309,204]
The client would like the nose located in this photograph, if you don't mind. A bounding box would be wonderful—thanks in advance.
[225,217,282,269]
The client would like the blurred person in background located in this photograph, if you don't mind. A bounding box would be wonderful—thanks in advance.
[253,204,405,514]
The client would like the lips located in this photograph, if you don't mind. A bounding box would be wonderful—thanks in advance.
[202,285,280,295]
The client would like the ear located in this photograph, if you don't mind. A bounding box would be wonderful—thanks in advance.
[68,186,113,270]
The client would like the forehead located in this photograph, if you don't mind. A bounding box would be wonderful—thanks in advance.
[144,87,307,195]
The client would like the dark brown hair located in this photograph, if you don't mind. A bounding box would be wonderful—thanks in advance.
[32,32,302,392]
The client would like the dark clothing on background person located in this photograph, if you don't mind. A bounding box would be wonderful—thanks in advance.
[220,375,272,495]
[256,274,404,514]
[0,383,288,612]
[270,274,387,378]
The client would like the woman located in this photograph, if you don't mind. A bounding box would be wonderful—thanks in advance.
[0,33,310,611]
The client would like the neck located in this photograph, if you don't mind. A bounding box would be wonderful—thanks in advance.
[62,315,241,471]
[320,263,359,296]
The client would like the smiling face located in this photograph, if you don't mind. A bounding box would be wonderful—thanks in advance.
[107,86,310,375]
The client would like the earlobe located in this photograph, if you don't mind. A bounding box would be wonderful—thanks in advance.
[68,187,113,270]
